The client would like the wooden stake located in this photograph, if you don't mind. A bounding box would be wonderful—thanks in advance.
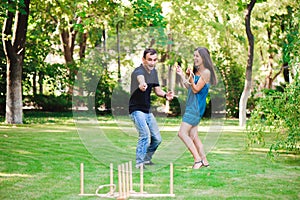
[79,161,175,198]
[129,161,133,192]
[80,163,84,195]
[170,163,174,195]
[122,164,126,198]
[110,163,113,195]
[118,165,122,198]
[126,162,129,197]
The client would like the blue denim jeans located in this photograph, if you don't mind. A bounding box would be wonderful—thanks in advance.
[130,111,162,165]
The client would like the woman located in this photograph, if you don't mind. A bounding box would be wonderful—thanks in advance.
[176,47,218,169]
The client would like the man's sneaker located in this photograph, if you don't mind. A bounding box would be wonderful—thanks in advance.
[135,163,146,169]
[144,160,155,165]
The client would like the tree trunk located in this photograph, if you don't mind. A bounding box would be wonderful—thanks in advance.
[75,31,88,97]
[33,71,37,95]
[2,0,30,124]
[117,22,121,82]
[79,32,88,59]
[283,63,289,83]
[61,28,77,94]
[239,0,256,127]
[38,71,43,94]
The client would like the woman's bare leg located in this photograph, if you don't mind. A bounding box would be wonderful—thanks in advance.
[190,126,209,166]
[178,122,202,168]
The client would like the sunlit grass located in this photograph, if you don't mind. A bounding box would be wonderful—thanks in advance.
[0,112,299,199]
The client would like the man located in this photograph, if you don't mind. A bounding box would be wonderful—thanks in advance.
[129,48,173,169]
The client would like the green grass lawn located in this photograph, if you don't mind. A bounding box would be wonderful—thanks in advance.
[0,112,299,200]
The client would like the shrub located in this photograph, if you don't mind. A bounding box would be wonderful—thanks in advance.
[110,86,130,115]
[28,94,72,112]
[247,70,300,155]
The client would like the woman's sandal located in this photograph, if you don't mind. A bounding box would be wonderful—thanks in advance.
[192,161,204,169]
[203,161,210,167]
[192,160,210,169]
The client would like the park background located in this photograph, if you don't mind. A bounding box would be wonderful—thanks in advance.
[0,0,299,199]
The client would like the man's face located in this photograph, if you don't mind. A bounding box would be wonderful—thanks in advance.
[142,53,158,71]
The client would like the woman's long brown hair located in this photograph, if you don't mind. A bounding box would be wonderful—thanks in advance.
[194,47,218,86]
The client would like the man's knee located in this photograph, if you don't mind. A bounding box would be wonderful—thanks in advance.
[153,135,162,146]
[157,137,162,145]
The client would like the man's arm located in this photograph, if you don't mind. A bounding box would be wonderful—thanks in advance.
[154,86,174,101]
[137,75,147,92]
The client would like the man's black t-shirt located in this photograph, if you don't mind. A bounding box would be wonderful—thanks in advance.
[129,64,159,114]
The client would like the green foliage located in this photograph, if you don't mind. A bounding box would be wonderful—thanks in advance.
[72,49,117,112]
[1,0,298,121]
[149,86,183,117]
[131,0,166,28]
[110,85,130,115]
[0,0,26,17]
[23,62,69,97]
[236,0,267,11]
[0,0,8,17]
[247,69,300,155]
[25,94,72,112]
[282,6,300,68]
[22,13,55,95]
[168,96,182,116]
[95,71,116,110]
[213,50,245,118]
[265,5,300,67]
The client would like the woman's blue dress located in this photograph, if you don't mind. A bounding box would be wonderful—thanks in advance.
[182,75,210,126]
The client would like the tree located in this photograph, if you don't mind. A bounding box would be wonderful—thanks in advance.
[247,69,300,155]
[239,0,256,126]
[45,1,82,94]
[255,3,300,89]
[0,45,5,114]
[22,5,54,97]
[2,0,30,124]
[156,0,249,117]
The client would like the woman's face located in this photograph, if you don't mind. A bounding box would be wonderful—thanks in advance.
[194,50,203,67]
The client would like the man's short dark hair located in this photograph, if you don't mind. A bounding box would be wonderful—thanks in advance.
[143,48,157,58]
